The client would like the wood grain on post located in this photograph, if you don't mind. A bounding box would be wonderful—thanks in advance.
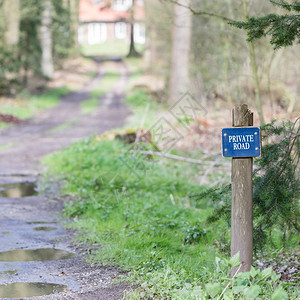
[231,104,253,274]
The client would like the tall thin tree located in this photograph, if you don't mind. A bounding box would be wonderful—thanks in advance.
[127,0,140,57]
[40,0,54,79]
[168,0,192,105]
[3,0,20,45]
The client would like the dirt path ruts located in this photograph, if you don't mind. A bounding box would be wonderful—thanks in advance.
[0,60,130,175]
[0,60,132,299]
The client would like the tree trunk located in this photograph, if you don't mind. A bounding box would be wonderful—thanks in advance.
[168,0,192,105]
[142,0,163,72]
[3,0,20,45]
[127,23,140,57]
[127,0,140,57]
[40,0,54,79]
[69,0,80,51]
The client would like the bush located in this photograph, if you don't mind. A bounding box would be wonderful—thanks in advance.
[127,253,291,299]
[193,119,300,250]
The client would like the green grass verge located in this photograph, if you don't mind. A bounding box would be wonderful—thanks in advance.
[80,97,99,115]
[44,137,297,299]
[46,120,77,134]
[80,41,144,57]
[80,72,120,114]
[0,87,69,122]
[90,72,120,98]
[0,142,16,151]
[44,138,223,280]
[123,57,144,93]
[124,89,162,130]
[0,123,9,129]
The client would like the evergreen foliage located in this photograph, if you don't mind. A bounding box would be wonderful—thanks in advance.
[19,0,42,82]
[51,0,76,64]
[193,119,300,250]
[253,118,299,249]
[231,0,300,49]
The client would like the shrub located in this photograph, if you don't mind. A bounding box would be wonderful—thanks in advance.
[193,119,300,250]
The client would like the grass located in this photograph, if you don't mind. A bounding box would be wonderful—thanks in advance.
[44,137,227,291]
[0,123,9,129]
[46,120,77,134]
[0,142,16,151]
[123,56,145,92]
[124,89,163,130]
[43,89,232,298]
[0,87,69,124]
[44,135,298,299]
[80,98,99,115]
[80,72,120,114]
[90,72,120,97]
[80,41,144,57]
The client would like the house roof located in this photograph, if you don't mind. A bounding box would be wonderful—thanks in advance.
[79,0,145,23]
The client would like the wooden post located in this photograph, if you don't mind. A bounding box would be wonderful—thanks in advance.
[231,104,253,274]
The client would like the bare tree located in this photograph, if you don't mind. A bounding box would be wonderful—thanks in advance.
[40,0,54,79]
[143,0,173,76]
[167,0,266,123]
[168,0,192,105]
[127,0,141,57]
[3,0,20,45]
[242,0,265,124]
[69,0,80,50]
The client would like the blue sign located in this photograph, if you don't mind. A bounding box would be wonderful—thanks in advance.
[222,127,261,157]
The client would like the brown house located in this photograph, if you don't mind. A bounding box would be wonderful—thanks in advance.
[78,0,145,45]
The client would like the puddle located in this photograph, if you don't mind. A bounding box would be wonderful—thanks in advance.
[0,182,37,198]
[34,226,57,232]
[0,248,76,262]
[26,221,56,225]
[0,282,67,298]
[0,270,17,275]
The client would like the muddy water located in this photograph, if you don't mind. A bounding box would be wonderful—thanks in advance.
[34,226,57,231]
[0,282,67,298]
[0,248,76,262]
[0,182,37,198]
[0,270,17,275]
[26,221,56,225]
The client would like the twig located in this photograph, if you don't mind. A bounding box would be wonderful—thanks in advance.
[164,0,235,22]
[170,194,175,205]
[270,0,300,10]
[217,264,242,300]
[200,157,222,185]
[139,150,223,165]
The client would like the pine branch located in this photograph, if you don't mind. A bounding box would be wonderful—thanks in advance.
[231,0,300,49]
[200,120,300,249]
[270,0,300,12]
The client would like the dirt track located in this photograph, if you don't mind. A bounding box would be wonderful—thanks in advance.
[0,60,132,299]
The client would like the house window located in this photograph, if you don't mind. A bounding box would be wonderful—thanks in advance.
[115,22,127,39]
[112,0,132,11]
[88,23,107,45]
[92,0,104,4]
[134,23,145,44]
